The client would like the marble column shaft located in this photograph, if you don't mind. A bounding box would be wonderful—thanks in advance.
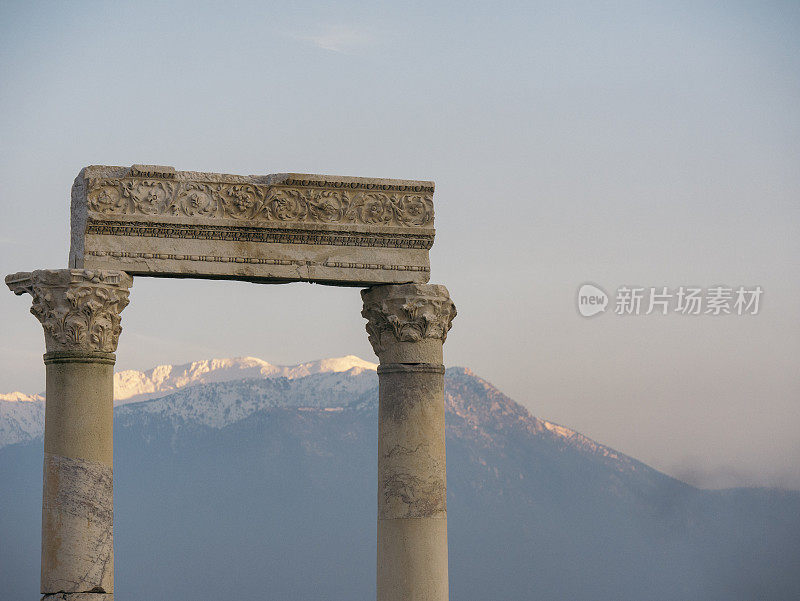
[362,283,456,601]
[6,269,132,601]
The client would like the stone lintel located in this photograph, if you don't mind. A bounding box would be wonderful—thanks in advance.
[70,165,436,286]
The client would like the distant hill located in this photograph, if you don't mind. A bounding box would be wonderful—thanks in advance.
[1,359,798,600]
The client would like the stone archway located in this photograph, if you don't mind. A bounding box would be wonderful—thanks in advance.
[6,165,456,601]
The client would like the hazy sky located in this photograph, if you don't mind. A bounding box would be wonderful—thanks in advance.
[1,1,798,489]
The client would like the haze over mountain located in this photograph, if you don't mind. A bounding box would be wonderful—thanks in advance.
[1,357,798,600]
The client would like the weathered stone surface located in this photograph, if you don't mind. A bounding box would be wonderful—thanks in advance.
[377,518,449,601]
[69,165,435,286]
[44,358,114,467]
[39,357,116,595]
[378,366,447,520]
[42,593,113,600]
[361,283,456,364]
[5,270,132,354]
[365,283,454,601]
[41,454,114,595]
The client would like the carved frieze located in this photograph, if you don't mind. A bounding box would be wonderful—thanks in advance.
[5,270,132,353]
[85,177,434,228]
[70,166,436,286]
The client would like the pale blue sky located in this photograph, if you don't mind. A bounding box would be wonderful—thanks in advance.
[1,1,798,488]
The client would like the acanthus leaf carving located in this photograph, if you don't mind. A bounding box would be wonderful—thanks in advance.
[361,284,456,355]
[5,270,133,353]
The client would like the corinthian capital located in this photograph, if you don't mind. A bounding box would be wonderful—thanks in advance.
[6,269,133,354]
[361,283,456,364]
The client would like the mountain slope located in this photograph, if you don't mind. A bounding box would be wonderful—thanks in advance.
[1,362,798,601]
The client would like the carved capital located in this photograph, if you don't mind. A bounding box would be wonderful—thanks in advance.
[6,269,133,353]
[361,283,456,363]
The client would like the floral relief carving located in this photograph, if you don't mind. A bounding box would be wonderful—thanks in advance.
[87,184,125,213]
[85,178,434,228]
[5,270,133,353]
[120,179,176,215]
[305,189,348,223]
[172,183,219,217]
[267,188,311,221]
[217,184,263,219]
[361,284,456,354]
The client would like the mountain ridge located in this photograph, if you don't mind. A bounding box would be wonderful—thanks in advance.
[0,357,652,480]
[0,355,378,449]
[113,354,378,404]
[0,354,378,405]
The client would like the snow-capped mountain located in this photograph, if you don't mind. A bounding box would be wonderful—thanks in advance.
[0,392,44,403]
[0,354,632,468]
[0,392,45,448]
[115,365,379,429]
[0,355,377,449]
[113,355,377,404]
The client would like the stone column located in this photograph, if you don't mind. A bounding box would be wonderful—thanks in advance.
[361,283,457,601]
[6,269,133,601]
